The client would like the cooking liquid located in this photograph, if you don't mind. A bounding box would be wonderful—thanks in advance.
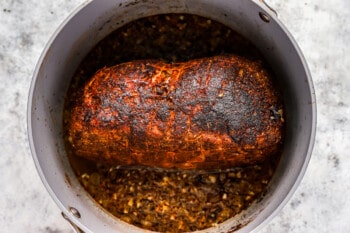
[63,14,283,233]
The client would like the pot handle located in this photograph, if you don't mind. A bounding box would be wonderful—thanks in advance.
[257,0,278,17]
[62,212,85,233]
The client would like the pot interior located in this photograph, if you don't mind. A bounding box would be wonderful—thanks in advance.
[28,0,316,232]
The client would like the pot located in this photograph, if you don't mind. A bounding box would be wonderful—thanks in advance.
[28,0,316,232]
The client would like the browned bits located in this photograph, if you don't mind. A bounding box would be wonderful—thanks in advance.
[79,164,275,232]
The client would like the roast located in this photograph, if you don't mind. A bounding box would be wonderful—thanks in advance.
[66,55,284,170]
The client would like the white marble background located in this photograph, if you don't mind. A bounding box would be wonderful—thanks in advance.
[0,0,349,232]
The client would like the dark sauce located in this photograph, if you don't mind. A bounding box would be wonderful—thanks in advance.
[63,14,282,233]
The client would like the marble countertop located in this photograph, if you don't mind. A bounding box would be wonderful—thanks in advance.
[1,0,349,232]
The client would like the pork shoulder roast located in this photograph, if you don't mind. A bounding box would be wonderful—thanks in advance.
[66,55,284,170]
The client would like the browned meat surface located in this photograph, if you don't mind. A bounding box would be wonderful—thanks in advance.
[67,55,284,170]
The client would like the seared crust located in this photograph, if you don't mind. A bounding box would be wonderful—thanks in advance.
[67,55,284,169]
